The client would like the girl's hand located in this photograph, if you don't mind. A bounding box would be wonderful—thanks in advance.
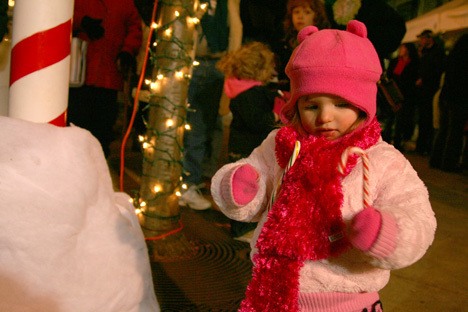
[231,164,259,206]
[349,207,382,251]
[349,207,399,259]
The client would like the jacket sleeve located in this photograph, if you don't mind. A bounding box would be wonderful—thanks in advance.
[72,0,86,33]
[121,1,143,56]
[365,143,436,270]
[211,130,279,222]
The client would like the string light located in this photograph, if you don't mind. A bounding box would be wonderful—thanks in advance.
[153,184,162,193]
[165,118,175,128]
[174,70,184,79]
[142,141,151,149]
[164,28,172,38]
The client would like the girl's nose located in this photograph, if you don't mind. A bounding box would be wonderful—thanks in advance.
[316,107,333,124]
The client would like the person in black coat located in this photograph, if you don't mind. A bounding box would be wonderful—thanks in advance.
[415,29,445,156]
[430,34,468,172]
[386,42,420,150]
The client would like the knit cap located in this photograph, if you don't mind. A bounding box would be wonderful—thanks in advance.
[282,20,382,128]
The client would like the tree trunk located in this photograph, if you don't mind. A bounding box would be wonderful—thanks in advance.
[138,0,203,260]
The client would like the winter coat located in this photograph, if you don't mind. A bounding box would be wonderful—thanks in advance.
[228,85,278,157]
[73,0,142,90]
[387,57,419,104]
[211,129,436,294]
[418,43,445,98]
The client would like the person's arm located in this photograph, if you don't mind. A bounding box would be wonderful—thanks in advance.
[211,130,279,222]
[121,1,143,56]
[227,0,242,52]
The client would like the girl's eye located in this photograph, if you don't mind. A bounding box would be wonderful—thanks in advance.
[305,104,318,110]
[336,103,351,108]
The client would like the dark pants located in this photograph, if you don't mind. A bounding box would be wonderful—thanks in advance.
[393,100,416,149]
[416,95,434,155]
[68,86,118,158]
[430,99,468,171]
[183,59,224,185]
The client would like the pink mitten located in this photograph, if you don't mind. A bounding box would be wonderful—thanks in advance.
[349,207,382,251]
[231,164,259,206]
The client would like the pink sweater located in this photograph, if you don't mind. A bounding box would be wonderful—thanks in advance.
[211,129,436,295]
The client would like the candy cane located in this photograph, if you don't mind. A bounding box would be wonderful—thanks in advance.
[9,0,73,126]
[269,140,301,209]
[286,140,301,172]
[338,146,371,208]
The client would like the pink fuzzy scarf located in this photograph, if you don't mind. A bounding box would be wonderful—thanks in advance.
[239,118,382,312]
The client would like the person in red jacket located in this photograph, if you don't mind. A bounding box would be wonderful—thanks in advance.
[68,0,142,158]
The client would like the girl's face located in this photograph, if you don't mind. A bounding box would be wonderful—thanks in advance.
[292,5,315,32]
[298,94,363,140]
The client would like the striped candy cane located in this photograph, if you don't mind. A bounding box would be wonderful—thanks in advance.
[9,0,73,126]
[338,146,371,208]
[269,140,301,209]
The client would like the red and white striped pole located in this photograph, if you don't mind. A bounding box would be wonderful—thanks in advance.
[8,0,73,127]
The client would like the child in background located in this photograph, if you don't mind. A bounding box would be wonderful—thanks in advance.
[211,21,436,311]
[217,41,285,163]
[273,0,330,86]
[216,41,287,240]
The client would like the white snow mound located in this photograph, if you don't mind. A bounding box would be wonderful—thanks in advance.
[0,116,159,312]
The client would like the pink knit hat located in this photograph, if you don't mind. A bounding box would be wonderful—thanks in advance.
[282,20,382,128]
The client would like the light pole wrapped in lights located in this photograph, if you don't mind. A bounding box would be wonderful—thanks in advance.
[136,0,205,260]
[8,0,73,126]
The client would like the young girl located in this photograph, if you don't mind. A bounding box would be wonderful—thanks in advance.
[216,41,286,239]
[217,41,284,163]
[211,21,436,311]
[274,0,330,85]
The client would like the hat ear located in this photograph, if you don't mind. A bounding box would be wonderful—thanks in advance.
[297,25,319,44]
[346,20,367,38]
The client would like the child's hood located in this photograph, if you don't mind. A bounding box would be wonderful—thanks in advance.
[224,77,263,99]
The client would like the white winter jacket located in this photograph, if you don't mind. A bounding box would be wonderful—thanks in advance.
[211,129,436,294]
